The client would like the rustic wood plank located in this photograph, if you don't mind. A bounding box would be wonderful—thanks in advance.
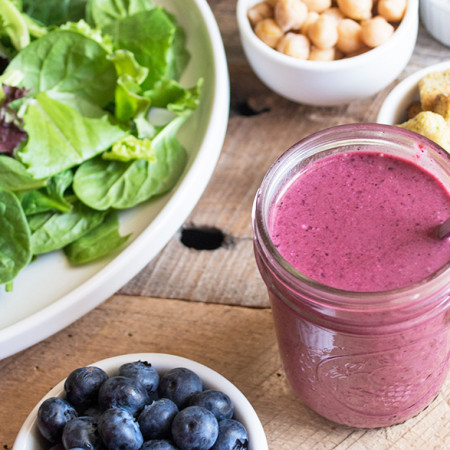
[0,296,448,449]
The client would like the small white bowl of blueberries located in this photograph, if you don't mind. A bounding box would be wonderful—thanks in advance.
[13,353,268,450]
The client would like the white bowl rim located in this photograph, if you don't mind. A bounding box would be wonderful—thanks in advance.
[13,353,269,450]
[237,0,419,71]
[377,59,450,124]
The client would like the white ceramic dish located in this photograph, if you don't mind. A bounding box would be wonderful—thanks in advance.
[237,0,418,106]
[377,60,450,125]
[420,0,450,47]
[0,0,229,359]
[13,353,268,450]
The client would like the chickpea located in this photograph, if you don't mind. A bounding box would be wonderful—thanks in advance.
[337,0,372,20]
[302,0,332,13]
[360,15,394,47]
[254,18,284,48]
[377,0,407,22]
[308,14,338,49]
[322,6,345,23]
[300,11,319,35]
[276,32,311,59]
[345,44,371,58]
[309,45,336,61]
[274,0,308,32]
[247,2,274,28]
[336,18,363,54]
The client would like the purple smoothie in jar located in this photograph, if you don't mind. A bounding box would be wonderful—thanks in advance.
[252,124,450,428]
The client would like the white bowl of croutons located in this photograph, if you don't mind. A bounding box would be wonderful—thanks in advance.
[377,60,450,152]
[237,0,418,106]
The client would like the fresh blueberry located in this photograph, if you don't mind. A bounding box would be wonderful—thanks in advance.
[37,397,78,443]
[141,440,178,449]
[62,416,102,450]
[64,366,109,409]
[138,398,179,440]
[188,390,234,421]
[98,376,149,415]
[119,361,159,396]
[82,405,103,421]
[171,406,219,450]
[97,408,144,450]
[158,368,202,408]
[210,419,249,450]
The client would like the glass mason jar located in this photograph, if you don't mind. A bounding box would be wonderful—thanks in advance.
[252,124,450,428]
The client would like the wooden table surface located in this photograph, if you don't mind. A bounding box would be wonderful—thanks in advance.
[1,1,449,448]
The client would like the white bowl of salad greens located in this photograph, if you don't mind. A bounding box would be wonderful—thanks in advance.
[0,0,229,358]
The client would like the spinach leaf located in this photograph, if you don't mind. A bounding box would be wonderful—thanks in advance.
[46,169,74,210]
[18,189,71,215]
[0,187,31,284]
[18,169,74,215]
[30,201,106,254]
[8,30,116,107]
[17,92,127,178]
[0,155,47,191]
[73,115,188,210]
[22,0,88,26]
[87,0,155,29]
[64,210,130,264]
[105,8,189,90]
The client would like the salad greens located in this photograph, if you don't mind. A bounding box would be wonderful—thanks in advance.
[0,0,202,289]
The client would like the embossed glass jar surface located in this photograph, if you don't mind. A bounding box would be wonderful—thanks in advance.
[252,124,450,428]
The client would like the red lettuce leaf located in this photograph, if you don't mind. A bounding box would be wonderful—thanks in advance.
[0,84,28,156]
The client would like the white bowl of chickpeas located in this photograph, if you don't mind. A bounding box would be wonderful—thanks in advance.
[237,0,419,105]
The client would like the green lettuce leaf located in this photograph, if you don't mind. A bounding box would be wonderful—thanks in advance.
[108,49,148,84]
[60,19,113,53]
[145,78,203,115]
[102,135,155,162]
[0,0,30,51]
[114,74,150,122]
[17,92,128,178]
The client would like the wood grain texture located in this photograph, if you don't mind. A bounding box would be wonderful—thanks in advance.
[0,296,448,449]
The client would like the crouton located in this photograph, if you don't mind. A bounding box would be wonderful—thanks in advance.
[418,69,450,111]
[431,92,450,121]
[399,111,450,152]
